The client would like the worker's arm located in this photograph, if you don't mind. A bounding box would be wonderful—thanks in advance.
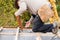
[15,2,27,30]
[15,2,27,16]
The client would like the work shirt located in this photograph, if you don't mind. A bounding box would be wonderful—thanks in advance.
[15,0,51,16]
[15,0,51,22]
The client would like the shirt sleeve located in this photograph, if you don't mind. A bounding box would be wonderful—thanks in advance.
[28,16,34,24]
[15,2,27,16]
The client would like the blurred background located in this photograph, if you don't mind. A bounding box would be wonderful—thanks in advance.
[0,0,60,28]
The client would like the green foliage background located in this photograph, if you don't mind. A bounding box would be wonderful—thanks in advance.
[56,0,60,16]
[0,0,31,27]
[0,0,60,27]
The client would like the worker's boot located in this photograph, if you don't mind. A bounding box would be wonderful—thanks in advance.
[52,26,58,34]
[52,21,58,34]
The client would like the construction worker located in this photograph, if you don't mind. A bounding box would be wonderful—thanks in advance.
[15,0,57,33]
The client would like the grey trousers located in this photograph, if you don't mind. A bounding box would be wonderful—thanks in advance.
[32,15,54,33]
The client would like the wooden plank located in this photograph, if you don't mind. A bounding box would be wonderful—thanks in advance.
[15,27,19,40]
[0,27,3,31]
[0,32,57,36]
[2,27,60,29]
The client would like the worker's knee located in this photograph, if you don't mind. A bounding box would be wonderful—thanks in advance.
[32,28,38,32]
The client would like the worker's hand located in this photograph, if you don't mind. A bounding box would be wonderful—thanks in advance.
[19,25,24,31]
[25,21,31,28]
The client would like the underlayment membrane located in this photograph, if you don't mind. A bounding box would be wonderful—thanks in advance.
[0,28,60,40]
